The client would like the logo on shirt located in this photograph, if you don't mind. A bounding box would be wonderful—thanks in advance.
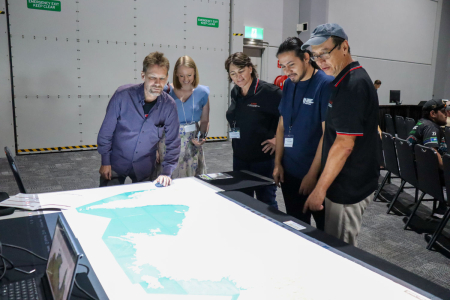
[247,103,260,108]
[303,98,314,105]
[328,101,333,108]
[424,137,438,145]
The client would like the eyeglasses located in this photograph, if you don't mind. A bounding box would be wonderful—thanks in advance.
[310,44,338,62]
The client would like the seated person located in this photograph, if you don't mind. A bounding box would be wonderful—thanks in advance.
[407,99,447,216]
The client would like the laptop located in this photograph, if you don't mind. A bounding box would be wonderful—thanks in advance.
[1,215,83,300]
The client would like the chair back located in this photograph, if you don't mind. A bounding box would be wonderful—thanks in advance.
[414,144,444,202]
[395,116,408,139]
[405,117,416,136]
[445,126,450,151]
[395,138,418,187]
[4,147,27,193]
[385,114,396,136]
[443,154,450,206]
[381,133,400,176]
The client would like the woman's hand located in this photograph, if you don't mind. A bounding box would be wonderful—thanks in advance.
[261,138,276,155]
[191,138,206,147]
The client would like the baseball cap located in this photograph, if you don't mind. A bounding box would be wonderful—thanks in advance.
[301,23,348,50]
[422,99,446,112]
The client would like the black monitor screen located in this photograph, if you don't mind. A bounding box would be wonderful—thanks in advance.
[390,90,401,104]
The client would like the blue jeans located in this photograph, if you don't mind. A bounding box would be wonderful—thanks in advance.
[233,156,278,209]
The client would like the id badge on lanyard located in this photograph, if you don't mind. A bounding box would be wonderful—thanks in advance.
[184,123,196,133]
[230,121,240,139]
[284,126,294,147]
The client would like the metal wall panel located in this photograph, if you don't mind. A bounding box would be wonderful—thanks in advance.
[11,38,79,97]
[135,0,185,45]
[0,1,15,158]
[77,0,135,43]
[9,0,230,152]
[79,41,135,95]
[8,0,77,39]
[15,96,81,149]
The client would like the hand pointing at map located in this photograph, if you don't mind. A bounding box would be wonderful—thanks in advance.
[155,175,172,187]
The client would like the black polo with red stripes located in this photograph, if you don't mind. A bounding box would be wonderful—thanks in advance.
[322,61,380,204]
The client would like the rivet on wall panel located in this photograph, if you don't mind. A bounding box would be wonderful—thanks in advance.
[78,96,81,99]
[45,37,47,40]
[160,44,162,47]
[66,38,68,41]
[97,40,99,43]
[89,95,91,98]
[58,95,60,98]
[36,95,38,98]
[22,35,24,38]
[56,37,57,41]
[107,41,109,44]
[47,95,49,98]
[33,36,35,39]
[25,95,27,99]
[68,95,71,98]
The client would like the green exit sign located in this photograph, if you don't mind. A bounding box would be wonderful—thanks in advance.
[197,17,219,28]
[27,0,61,12]
[245,26,264,40]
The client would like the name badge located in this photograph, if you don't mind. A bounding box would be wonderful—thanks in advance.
[284,134,294,147]
[230,128,240,139]
[184,123,196,133]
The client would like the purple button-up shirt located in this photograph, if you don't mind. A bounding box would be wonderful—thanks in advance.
[97,83,181,181]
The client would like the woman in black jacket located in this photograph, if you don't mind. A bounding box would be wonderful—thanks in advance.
[225,52,282,208]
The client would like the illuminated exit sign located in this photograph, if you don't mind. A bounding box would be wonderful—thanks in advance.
[245,26,264,40]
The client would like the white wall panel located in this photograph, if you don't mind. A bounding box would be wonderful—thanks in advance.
[185,1,230,49]
[8,0,77,39]
[135,0,185,45]
[9,0,231,152]
[356,57,433,105]
[77,0,135,42]
[328,0,437,65]
[79,41,135,96]
[11,37,79,97]
[15,96,81,149]
[79,96,110,146]
[0,1,15,158]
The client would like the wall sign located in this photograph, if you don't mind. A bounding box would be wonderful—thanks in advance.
[197,17,219,28]
[245,26,264,40]
[27,0,61,12]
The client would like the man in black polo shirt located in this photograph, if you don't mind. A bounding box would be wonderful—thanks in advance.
[302,24,379,246]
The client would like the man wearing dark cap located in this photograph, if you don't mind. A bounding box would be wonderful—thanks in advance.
[407,99,448,216]
[301,23,379,246]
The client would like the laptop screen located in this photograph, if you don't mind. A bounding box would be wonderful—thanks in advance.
[46,217,79,300]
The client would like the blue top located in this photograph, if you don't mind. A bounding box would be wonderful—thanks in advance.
[97,83,181,180]
[166,85,210,124]
[278,70,333,180]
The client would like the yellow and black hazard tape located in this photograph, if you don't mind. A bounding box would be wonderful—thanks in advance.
[233,33,243,36]
[18,145,97,154]
[206,136,227,141]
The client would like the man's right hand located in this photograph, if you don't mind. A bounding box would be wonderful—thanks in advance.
[99,165,112,180]
[273,164,284,187]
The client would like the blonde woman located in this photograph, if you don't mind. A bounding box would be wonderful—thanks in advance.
[155,56,210,178]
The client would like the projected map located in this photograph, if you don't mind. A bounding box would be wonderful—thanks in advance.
[76,190,241,298]
[62,179,432,300]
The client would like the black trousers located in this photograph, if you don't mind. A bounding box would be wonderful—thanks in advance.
[281,170,325,231]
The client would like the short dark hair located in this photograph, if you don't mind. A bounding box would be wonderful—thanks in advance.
[374,80,381,85]
[224,52,258,83]
[276,37,318,69]
[143,51,170,74]
[331,36,351,54]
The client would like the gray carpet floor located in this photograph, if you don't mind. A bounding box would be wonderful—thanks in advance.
[1,140,449,291]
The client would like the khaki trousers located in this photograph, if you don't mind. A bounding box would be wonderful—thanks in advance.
[324,193,373,246]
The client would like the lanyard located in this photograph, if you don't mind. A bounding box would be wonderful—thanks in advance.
[181,89,195,124]
[289,68,315,134]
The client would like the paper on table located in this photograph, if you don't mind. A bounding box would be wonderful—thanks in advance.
[0,193,80,210]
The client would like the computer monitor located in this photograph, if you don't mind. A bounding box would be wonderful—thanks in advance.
[46,216,83,300]
[390,90,401,105]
